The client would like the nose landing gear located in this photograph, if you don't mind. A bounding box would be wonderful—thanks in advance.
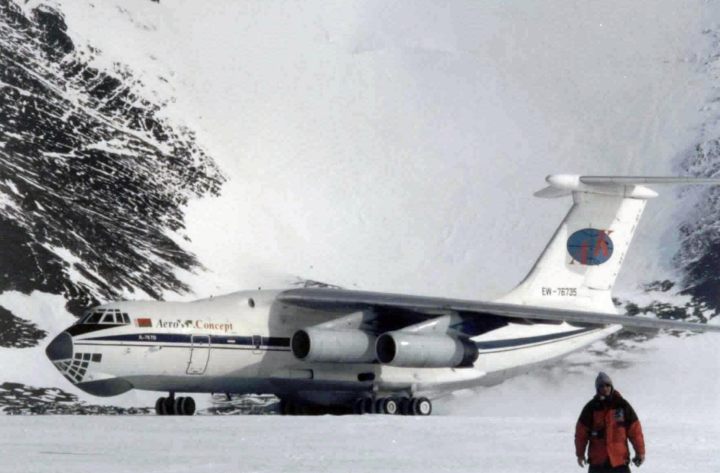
[155,393,196,416]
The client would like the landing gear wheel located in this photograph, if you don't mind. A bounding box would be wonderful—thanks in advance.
[164,396,176,415]
[156,394,193,416]
[155,397,167,416]
[412,397,432,416]
[174,397,184,416]
[381,397,399,415]
[174,396,195,416]
[184,397,196,416]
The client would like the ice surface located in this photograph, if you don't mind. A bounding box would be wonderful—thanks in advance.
[1,414,717,473]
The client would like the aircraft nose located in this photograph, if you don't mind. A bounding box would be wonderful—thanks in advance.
[46,332,73,361]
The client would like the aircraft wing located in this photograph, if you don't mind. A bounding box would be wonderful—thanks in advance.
[278,288,720,333]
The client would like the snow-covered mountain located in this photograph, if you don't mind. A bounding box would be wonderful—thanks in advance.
[1,0,720,414]
[0,0,224,315]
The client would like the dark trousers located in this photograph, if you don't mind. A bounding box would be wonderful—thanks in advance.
[589,463,631,473]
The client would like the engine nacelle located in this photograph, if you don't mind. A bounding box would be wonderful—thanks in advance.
[375,332,478,368]
[291,328,376,363]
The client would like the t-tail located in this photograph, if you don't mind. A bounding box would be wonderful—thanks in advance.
[497,174,720,313]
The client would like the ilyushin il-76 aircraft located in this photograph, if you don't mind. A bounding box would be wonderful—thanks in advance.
[46,175,720,416]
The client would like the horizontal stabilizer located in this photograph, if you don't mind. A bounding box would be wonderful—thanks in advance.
[536,174,720,199]
[579,176,720,185]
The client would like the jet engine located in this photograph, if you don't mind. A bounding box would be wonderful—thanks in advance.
[375,332,478,368]
[291,328,376,363]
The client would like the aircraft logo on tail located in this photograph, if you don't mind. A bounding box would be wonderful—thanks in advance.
[567,228,614,265]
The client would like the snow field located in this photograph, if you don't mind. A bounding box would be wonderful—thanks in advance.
[1,415,717,473]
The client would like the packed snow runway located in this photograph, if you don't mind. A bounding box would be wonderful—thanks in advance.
[2,415,718,473]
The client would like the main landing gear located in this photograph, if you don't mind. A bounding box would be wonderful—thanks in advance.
[352,396,432,416]
[155,393,196,416]
[278,396,432,416]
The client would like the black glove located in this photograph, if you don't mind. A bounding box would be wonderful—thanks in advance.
[632,456,644,467]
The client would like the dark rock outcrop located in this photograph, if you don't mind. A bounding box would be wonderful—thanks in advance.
[0,1,225,324]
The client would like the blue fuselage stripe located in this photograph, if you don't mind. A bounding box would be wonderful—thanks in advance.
[474,327,596,351]
[81,333,291,349]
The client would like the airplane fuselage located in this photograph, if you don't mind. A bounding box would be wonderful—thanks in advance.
[47,289,617,406]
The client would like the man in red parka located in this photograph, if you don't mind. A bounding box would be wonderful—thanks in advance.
[575,372,645,472]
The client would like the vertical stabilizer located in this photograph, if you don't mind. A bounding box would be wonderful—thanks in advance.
[497,175,719,313]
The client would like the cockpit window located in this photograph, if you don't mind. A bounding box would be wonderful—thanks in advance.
[79,308,131,326]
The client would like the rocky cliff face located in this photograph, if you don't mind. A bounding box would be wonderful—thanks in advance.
[667,28,720,318]
[0,0,224,347]
[677,139,720,312]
